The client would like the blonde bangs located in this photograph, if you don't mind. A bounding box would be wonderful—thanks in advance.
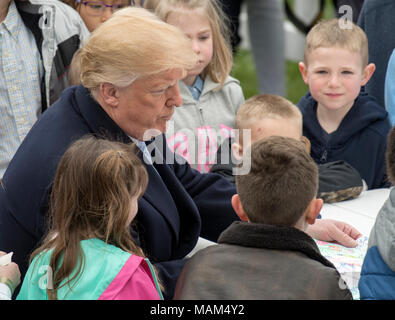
[304,18,369,66]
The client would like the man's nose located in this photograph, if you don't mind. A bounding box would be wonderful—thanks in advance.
[166,83,183,107]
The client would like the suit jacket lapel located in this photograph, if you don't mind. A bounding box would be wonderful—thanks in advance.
[75,85,184,241]
[140,157,181,242]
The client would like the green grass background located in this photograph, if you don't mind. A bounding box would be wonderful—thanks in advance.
[230,0,336,104]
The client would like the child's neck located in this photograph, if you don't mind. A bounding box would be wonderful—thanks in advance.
[183,74,198,87]
[316,103,353,134]
[293,220,308,233]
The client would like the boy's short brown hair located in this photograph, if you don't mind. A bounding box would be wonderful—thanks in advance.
[235,136,318,226]
[304,18,369,67]
[235,94,302,143]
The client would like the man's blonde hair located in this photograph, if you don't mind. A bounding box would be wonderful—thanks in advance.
[155,0,233,90]
[235,94,302,143]
[304,18,369,66]
[79,7,196,94]
[69,48,82,86]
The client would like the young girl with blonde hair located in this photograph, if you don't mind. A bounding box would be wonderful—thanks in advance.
[156,0,245,173]
[17,136,163,300]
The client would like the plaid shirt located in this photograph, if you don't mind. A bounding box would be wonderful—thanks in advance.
[0,1,43,178]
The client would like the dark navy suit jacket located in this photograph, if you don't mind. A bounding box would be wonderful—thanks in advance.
[0,85,238,299]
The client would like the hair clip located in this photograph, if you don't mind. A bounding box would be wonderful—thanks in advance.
[118,151,123,157]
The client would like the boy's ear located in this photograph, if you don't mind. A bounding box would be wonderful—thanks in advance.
[298,62,309,85]
[231,142,243,161]
[301,136,311,154]
[231,194,248,221]
[305,198,323,225]
[99,83,120,108]
[361,63,376,86]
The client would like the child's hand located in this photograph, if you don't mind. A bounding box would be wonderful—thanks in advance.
[0,251,21,292]
[306,219,362,247]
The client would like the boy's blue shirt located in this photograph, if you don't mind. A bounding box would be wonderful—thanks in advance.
[297,91,390,189]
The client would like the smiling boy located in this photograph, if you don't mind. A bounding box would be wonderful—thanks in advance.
[297,18,391,189]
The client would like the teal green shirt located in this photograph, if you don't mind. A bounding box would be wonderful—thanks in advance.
[17,238,162,300]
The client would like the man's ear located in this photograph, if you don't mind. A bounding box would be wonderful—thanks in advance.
[305,198,323,225]
[298,62,309,85]
[231,194,248,221]
[361,63,376,86]
[99,83,120,108]
[231,142,243,161]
